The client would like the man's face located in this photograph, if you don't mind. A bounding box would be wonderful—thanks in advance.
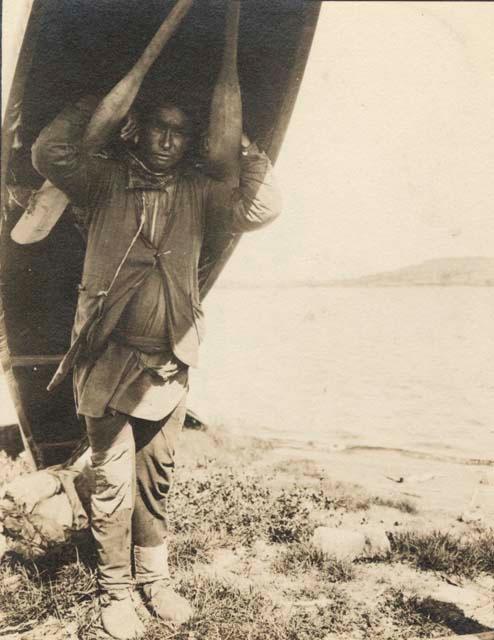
[138,105,191,172]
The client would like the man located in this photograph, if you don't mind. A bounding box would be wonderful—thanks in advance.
[32,85,280,640]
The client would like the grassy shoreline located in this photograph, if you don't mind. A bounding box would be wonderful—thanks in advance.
[1,427,493,639]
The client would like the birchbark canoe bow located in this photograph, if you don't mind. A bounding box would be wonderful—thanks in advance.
[1,0,321,468]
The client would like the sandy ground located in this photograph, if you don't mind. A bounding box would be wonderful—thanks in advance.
[1,383,494,638]
[183,430,494,633]
[264,441,494,524]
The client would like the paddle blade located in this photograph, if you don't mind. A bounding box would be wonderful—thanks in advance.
[11,180,69,245]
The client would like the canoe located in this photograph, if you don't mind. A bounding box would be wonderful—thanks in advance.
[0,0,321,468]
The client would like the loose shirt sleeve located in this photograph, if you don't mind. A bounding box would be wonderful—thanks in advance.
[205,143,282,234]
[31,96,112,210]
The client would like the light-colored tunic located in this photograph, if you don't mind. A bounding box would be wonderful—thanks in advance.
[75,168,188,420]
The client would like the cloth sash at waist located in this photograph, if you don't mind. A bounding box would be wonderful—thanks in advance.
[111,332,172,355]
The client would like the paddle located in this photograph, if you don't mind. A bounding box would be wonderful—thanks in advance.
[207,0,242,182]
[11,0,194,245]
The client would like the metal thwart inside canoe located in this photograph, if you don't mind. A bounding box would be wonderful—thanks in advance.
[1,0,321,468]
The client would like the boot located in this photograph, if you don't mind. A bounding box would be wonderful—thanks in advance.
[134,543,193,625]
[141,580,193,625]
[99,590,145,639]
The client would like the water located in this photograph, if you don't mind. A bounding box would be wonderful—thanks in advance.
[2,286,493,461]
[188,286,494,459]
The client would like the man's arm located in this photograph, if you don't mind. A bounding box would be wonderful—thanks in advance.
[206,139,282,234]
[31,96,109,209]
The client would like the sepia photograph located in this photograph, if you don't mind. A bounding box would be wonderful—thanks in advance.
[1,1,493,638]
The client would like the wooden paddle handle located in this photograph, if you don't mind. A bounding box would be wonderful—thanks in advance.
[84,0,194,151]
[136,0,195,75]
[207,1,242,181]
[222,0,240,71]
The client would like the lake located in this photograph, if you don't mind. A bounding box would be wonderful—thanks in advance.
[188,286,494,460]
[1,286,493,462]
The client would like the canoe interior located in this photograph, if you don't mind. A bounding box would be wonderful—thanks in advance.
[1,0,320,467]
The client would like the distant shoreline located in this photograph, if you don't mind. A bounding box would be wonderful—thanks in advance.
[216,282,494,289]
[218,257,494,289]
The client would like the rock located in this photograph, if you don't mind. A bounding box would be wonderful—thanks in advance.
[458,509,484,524]
[32,493,73,529]
[363,526,391,558]
[311,526,390,561]
[29,513,67,545]
[4,471,61,512]
[0,533,7,561]
[311,527,367,561]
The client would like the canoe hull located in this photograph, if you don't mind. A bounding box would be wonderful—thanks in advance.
[1,0,321,467]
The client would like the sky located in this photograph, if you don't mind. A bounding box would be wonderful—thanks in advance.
[3,2,494,282]
[223,2,494,283]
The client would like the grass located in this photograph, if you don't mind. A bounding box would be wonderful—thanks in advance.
[372,496,418,515]
[142,573,353,640]
[383,588,493,637]
[169,468,370,546]
[272,541,356,583]
[382,589,451,638]
[168,527,228,570]
[1,430,492,639]
[389,528,494,577]
[0,551,98,636]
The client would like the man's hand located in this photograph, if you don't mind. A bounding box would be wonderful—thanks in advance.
[200,132,251,158]
[120,112,139,145]
[241,133,251,149]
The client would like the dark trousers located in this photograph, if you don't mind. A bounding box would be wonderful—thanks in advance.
[84,396,186,592]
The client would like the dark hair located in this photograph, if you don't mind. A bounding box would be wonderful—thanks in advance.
[138,94,200,131]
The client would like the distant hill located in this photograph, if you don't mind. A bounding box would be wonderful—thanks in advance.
[336,257,494,287]
[217,257,494,288]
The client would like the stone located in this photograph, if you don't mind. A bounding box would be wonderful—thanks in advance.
[311,526,390,561]
[362,526,391,558]
[0,533,7,562]
[311,527,367,561]
[459,509,485,524]
[4,471,61,512]
[32,493,73,529]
